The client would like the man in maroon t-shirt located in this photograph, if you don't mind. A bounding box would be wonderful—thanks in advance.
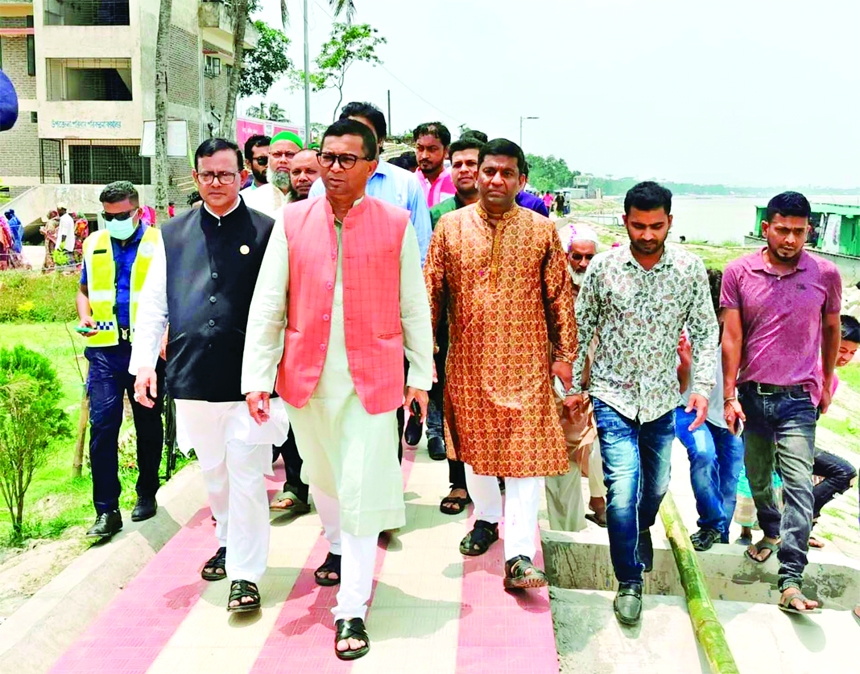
[721,191,842,615]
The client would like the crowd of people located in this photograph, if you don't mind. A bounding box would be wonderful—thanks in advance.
[71,100,860,661]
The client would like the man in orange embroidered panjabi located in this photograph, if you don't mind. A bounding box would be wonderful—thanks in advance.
[423,138,577,591]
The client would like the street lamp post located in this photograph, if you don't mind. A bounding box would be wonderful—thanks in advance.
[303,0,311,146]
[519,115,539,148]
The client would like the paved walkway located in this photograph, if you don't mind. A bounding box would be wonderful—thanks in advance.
[48,450,559,674]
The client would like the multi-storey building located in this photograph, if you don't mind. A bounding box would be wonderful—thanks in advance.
[0,0,257,225]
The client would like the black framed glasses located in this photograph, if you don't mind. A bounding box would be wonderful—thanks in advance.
[316,152,371,170]
[197,171,239,185]
[102,208,136,222]
[569,253,595,261]
[255,156,269,166]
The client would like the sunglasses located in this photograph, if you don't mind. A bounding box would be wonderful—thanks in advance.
[569,253,595,261]
[102,208,137,222]
[255,156,269,166]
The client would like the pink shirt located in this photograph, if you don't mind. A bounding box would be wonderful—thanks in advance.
[543,193,553,208]
[721,248,842,407]
[415,168,456,208]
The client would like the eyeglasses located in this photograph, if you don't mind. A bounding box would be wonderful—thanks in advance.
[197,171,239,185]
[270,151,297,161]
[102,208,136,222]
[569,253,595,261]
[317,152,371,170]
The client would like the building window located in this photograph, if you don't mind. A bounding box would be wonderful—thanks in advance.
[44,0,130,27]
[31,111,38,123]
[204,55,221,78]
[46,58,132,101]
[226,64,233,79]
[69,143,151,184]
[26,16,35,76]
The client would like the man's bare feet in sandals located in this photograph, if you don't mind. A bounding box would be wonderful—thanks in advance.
[269,490,311,514]
[808,535,825,549]
[778,587,820,614]
[746,536,779,563]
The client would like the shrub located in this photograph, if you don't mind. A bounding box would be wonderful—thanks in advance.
[0,271,79,323]
[0,345,71,538]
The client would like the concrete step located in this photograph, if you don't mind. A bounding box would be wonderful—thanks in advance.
[551,588,856,674]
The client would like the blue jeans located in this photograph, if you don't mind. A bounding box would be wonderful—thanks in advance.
[86,345,165,515]
[739,384,817,592]
[592,398,675,585]
[674,408,745,541]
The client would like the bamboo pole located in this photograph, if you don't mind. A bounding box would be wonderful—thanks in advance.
[659,492,740,674]
[72,375,88,478]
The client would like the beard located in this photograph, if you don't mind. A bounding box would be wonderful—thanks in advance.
[571,270,586,287]
[251,167,267,184]
[268,167,292,192]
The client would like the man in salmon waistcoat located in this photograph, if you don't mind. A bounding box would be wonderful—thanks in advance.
[242,119,434,661]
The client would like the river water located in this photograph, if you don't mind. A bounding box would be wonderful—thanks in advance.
[598,195,860,245]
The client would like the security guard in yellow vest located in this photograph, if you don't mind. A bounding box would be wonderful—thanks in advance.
[76,181,166,539]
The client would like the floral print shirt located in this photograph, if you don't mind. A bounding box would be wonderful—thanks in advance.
[573,244,719,422]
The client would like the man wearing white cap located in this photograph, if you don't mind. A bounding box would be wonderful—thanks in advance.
[242,130,304,218]
[546,224,607,530]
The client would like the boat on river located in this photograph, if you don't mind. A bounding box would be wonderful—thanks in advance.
[744,203,860,280]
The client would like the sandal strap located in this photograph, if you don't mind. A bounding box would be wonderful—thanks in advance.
[336,618,368,641]
[229,579,259,599]
[474,519,497,532]
[505,555,533,577]
[206,547,227,566]
[317,552,341,570]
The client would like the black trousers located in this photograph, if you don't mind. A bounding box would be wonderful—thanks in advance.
[812,449,857,521]
[272,427,309,504]
[86,344,165,515]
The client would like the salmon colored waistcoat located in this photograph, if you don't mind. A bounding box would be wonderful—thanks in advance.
[275,195,409,414]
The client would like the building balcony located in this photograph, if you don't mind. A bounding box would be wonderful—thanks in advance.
[198,1,258,51]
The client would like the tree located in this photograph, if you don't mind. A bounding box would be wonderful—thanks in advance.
[245,102,290,122]
[0,346,70,539]
[525,153,580,192]
[295,23,386,121]
[224,0,357,142]
[239,21,293,99]
[153,0,172,224]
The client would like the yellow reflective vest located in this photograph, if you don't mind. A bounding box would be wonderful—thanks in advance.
[82,226,161,347]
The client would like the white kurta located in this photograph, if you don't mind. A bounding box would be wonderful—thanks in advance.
[129,201,290,581]
[242,216,434,536]
[241,182,291,218]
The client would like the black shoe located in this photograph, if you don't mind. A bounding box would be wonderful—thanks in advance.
[87,510,122,539]
[132,496,158,522]
[614,582,643,625]
[690,527,721,552]
[638,530,653,573]
[428,436,446,461]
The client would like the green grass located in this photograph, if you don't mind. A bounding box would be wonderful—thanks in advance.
[0,271,79,323]
[0,322,190,547]
[838,362,860,391]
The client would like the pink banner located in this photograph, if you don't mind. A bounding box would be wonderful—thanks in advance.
[236,118,304,149]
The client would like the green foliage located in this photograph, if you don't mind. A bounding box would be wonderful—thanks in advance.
[0,346,71,537]
[239,21,294,98]
[525,153,580,192]
[0,271,79,323]
[245,102,290,122]
[294,22,386,121]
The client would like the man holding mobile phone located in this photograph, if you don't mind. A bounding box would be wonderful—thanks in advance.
[76,181,165,539]
[722,191,842,615]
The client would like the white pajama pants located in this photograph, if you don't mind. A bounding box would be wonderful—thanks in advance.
[464,464,542,561]
[174,399,290,583]
[313,486,378,621]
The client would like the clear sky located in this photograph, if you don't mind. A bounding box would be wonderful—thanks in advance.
[248,0,860,188]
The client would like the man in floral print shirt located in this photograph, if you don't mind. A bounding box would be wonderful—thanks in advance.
[567,181,719,626]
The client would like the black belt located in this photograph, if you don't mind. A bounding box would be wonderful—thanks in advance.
[740,382,806,396]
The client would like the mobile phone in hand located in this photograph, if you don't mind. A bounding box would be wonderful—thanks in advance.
[74,325,96,334]
[732,416,744,437]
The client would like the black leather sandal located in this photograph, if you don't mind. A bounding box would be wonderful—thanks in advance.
[201,546,227,581]
[314,552,342,587]
[227,579,260,613]
[503,555,548,590]
[459,520,499,556]
[334,617,370,661]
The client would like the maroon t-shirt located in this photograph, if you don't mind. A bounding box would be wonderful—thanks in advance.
[721,247,842,406]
